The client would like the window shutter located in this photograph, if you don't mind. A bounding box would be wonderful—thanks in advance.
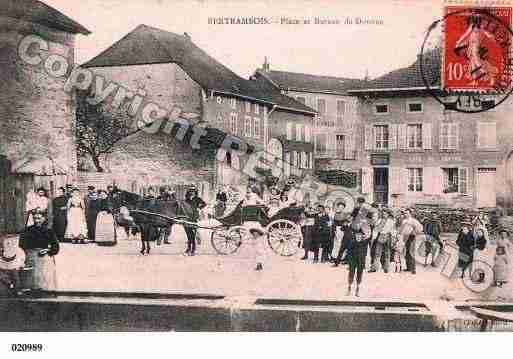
[423,123,432,149]
[401,168,409,193]
[454,123,460,150]
[361,167,373,194]
[398,124,407,149]
[459,167,469,194]
[423,167,437,194]
[390,166,403,194]
[364,125,373,150]
[305,125,311,142]
[286,123,292,140]
[309,152,314,169]
[389,124,398,150]
[439,123,445,150]
[344,135,354,159]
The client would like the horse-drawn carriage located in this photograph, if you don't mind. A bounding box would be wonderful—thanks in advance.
[210,203,304,256]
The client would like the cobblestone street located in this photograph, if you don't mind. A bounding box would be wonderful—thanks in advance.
[53,223,512,302]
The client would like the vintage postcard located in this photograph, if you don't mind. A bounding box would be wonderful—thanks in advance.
[1,0,513,344]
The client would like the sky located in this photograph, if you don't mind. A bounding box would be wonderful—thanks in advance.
[44,0,442,80]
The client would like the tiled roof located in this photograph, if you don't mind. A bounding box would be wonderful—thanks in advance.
[348,49,441,92]
[0,0,91,34]
[255,69,364,95]
[83,25,314,115]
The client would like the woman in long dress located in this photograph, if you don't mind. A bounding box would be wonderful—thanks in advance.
[64,189,88,244]
[95,190,117,246]
[19,210,59,295]
[494,229,512,287]
[52,187,68,242]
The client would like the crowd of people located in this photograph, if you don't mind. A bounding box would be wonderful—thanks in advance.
[24,184,123,245]
[1,178,511,298]
[214,178,512,297]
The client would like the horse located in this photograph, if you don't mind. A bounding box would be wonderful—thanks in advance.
[118,192,197,255]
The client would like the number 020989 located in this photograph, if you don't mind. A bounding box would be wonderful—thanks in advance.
[11,344,44,352]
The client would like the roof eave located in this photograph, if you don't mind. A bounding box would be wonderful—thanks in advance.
[347,86,440,94]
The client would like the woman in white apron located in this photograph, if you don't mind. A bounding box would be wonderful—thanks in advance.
[64,189,88,243]
[95,190,117,246]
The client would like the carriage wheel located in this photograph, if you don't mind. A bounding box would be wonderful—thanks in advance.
[211,226,245,255]
[266,220,301,257]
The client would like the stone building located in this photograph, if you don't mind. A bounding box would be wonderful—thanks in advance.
[254,62,363,189]
[0,0,90,233]
[0,0,90,188]
[348,53,513,209]
[81,25,314,194]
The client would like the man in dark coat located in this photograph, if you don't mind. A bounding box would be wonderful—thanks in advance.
[423,212,443,267]
[346,216,371,297]
[84,186,99,242]
[314,205,332,263]
[52,187,68,242]
[183,188,206,256]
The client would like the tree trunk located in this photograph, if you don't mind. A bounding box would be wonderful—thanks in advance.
[91,155,104,172]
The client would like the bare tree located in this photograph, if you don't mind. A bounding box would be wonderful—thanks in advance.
[75,92,140,172]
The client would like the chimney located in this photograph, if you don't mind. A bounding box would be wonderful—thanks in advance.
[183,32,191,41]
[262,56,270,72]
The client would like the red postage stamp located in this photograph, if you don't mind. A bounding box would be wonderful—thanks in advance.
[443,6,513,92]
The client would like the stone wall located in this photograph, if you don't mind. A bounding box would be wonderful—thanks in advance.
[0,16,77,175]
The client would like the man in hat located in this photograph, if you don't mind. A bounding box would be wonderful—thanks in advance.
[352,197,368,221]
[399,208,424,275]
[423,212,443,267]
[0,236,26,297]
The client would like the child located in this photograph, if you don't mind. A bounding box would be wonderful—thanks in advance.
[0,236,26,297]
[249,227,267,271]
[493,229,512,287]
[391,229,404,273]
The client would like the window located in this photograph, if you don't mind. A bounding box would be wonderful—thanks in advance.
[336,135,345,155]
[253,118,261,139]
[407,168,423,192]
[374,103,389,114]
[216,112,223,124]
[407,102,423,113]
[245,101,251,113]
[304,152,310,169]
[337,100,346,125]
[440,123,458,150]
[305,125,311,142]
[244,115,252,137]
[230,112,238,134]
[295,151,301,168]
[442,168,459,193]
[254,103,259,114]
[442,168,468,194]
[230,98,237,109]
[296,96,306,104]
[477,122,497,148]
[216,96,223,104]
[374,125,389,150]
[296,124,305,141]
[407,124,423,149]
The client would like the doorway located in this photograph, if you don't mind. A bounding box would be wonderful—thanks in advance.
[373,167,389,205]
